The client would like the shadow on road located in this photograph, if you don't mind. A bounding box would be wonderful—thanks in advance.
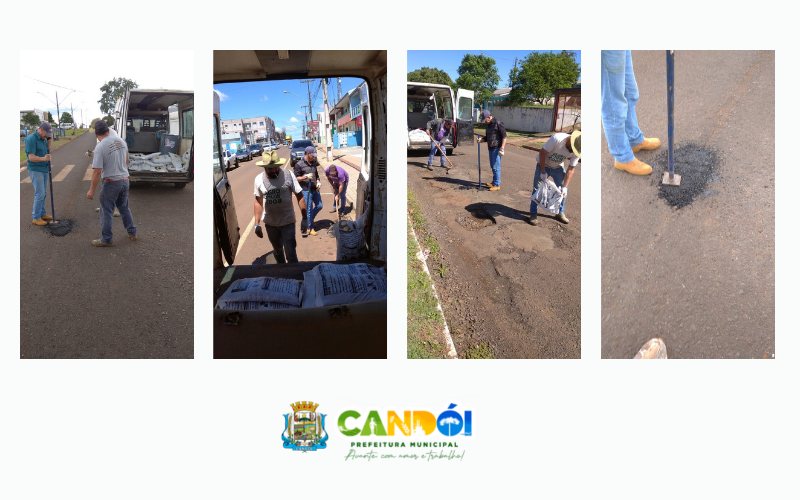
[465,202,529,223]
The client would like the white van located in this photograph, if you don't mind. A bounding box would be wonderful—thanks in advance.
[112,88,194,188]
[407,82,474,153]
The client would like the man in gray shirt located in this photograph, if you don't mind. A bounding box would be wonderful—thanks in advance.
[86,120,137,247]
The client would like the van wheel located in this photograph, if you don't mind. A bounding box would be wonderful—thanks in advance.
[174,183,187,189]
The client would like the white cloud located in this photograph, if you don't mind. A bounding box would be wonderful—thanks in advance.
[296,110,303,116]
[284,125,299,132]
[215,90,229,101]
[289,117,298,122]
[260,95,269,101]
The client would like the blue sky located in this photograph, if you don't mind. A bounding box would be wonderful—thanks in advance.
[214,77,364,135]
[407,50,581,88]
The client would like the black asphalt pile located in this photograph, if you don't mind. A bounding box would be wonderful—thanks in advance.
[654,143,720,209]
[43,219,75,237]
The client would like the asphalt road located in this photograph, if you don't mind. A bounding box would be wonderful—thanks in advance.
[601,51,775,359]
[20,131,194,358]
[407,138,582,359]
[225,146,345,266]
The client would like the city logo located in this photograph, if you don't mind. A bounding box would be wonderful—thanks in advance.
[282,401,328,452]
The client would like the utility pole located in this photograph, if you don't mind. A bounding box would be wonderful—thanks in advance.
[322,78,332,161]
[300,79,314,141]
[70,102,75,135]
[337,78,342,103]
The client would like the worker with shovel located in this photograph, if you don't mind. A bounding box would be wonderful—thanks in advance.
[600,50,661,175]
[86,120,137,247]
[424,118,453,171]
[528,130,581,226]
[24,122,54,226]
[477,110,506,191]
[325,165,349,219]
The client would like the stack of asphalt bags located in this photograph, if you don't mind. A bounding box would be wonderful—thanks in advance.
[216,263,387,311]
[128,151,190,173]
[530,178,566,215]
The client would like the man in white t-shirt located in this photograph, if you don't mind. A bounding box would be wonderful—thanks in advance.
[529,130,581,225]
[253,151,307,264]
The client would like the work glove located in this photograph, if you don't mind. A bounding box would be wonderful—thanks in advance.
[540,173,548,181]
[561,186,568,197]
[254,225,263,238]
[316,181,321,189]
[499,148,505,156]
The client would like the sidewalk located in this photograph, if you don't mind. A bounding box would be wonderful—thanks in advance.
[314,145,363,217]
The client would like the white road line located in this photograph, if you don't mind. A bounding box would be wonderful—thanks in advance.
[53,165,74,182]
[236,216,256,258]
[20,166,26,173]
[83,165,94,181]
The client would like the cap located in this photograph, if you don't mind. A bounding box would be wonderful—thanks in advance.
[304,146,317,156]
[39,122,53,138]
[480,110,491,122]
[94,120,110,135]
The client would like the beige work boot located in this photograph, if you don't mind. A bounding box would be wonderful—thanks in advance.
[41,215,53,221]
[614,158,653,175]
[92,239,114,247]
[113,208,121,217]
[489,186,500,191]
[32,218,47,226]
[634,338,668,359]
[631,137,661,153]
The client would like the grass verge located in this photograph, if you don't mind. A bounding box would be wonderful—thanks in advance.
[20,128,90,162]
[407,189,449,359]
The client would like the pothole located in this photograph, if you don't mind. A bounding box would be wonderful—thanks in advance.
[42,219,76,237]
[654,143,721,209]
[455,207,496,230]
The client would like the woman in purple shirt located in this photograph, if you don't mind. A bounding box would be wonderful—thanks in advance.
[325,165,349,216]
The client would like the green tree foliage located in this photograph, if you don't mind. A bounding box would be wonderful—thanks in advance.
[507,51,580,106]
[22,112,41,130]
[90,117,102,129]
[60,112,73,124]
[103,115,115,127]
[454,53,500,106]
[47,111,54,123]
[98,77,138,115]
[407,67,454,89]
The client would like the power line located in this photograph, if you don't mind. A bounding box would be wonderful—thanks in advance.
[24,76,82,92]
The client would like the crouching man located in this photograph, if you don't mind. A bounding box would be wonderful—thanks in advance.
[529,130,580,225]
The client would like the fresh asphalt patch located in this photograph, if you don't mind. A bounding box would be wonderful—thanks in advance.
[653,143,721,209]
[42,219,76,237]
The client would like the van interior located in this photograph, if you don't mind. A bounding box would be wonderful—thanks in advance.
[407,85,453,129]
[124,91,193,156]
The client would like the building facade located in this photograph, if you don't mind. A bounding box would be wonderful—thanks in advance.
[221,116,276,144]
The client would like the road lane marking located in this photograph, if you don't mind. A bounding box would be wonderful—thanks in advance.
[236,216,256,257]
[20,166,26,173]
[83,165,94,181]
[53,165,74,182]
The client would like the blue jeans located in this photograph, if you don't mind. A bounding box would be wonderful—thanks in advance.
[488,147,502,186]
[333,181,348,215]
[601,50,644,163]
[303,189,323,229]
[428,140,446,166]
[265,223,297,264]
[28,170,49,220]
[99,179,136,243]
[530,164,567,218]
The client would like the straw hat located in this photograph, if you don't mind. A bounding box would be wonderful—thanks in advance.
[256,150,286,167]
[570,130,581,158]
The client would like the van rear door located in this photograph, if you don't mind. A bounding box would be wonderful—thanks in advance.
[213,113,240,265]
[455,88,475,147]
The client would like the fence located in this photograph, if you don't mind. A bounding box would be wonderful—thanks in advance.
[490,105,554,133]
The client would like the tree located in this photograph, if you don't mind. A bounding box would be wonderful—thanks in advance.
[60,112,74,124]
[90,117,102,129]
[454,53,500,107]
[98,77,138,115]
[47,111,54,123]
[506,51,580,106]
[103,115,115,127]
[22,112,41,130]
[407,67,454,89]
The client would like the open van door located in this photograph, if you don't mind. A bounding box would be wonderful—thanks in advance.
[213,93,240,265]
[455,88,475,147]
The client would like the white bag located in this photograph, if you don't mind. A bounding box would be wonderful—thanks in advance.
[216,277,303,307]
[303,263,386,307]
[333,201,370,261]
[217,301,299,311]
[531,178,565,215]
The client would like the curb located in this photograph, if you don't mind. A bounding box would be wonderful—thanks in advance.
[408,215,458,359]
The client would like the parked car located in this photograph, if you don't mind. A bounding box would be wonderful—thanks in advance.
[248,143,264,156]
[235,148,252,162]
[222,149,238,170]
[289,139,314,167]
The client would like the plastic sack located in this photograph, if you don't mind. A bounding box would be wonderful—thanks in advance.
[408,129,429,142]
[216,277,303,307]
[217,301,299,311]
[302,263,386,307]
[531,178,565,215]
[333,201,370,261]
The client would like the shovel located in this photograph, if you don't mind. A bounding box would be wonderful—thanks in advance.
[662,50,681,186]
[46,145,56,222]
[477,134,482,190]
[426,130,455,171]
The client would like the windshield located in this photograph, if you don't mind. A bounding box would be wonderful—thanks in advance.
[292,140,312,149]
